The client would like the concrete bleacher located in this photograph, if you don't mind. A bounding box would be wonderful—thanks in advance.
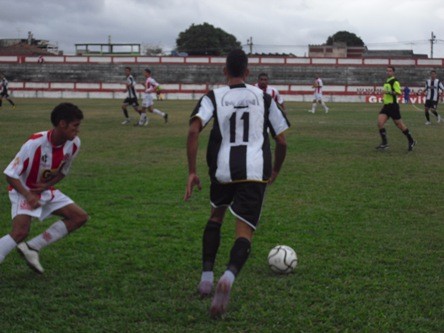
[1,55,442,102]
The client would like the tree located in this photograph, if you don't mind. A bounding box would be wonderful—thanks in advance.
[176,23,241,56]
[326,31,364,47]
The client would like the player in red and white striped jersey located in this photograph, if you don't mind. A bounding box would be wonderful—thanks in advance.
[255,72,285,112]
[138,68,168,125]
[309,75,329,114]
[0,103,89,274]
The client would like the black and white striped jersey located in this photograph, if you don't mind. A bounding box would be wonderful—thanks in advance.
[191,83,290,184]
[126,75,137,99]
[424,79,444,102]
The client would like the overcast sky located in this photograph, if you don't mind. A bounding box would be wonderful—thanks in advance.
[1,0,443,57]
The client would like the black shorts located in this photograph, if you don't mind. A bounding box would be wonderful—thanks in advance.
[425,99,438,110]
[380,103,401,120]
[0,92,9,98]
[123,97,139,107]
[210,181,267,230]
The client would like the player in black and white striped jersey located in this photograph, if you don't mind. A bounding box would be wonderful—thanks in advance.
[185,49,290,317]
[0,75,16,110]
[423,70,443,125]
[120,67,140,125]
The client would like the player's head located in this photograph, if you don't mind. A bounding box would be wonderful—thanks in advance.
[51,103,84,127]
[386,66,395,76]
[431,70,437,78]
[257,72,269,89]
[144,68,152,77]
[225,49,248,78]
[124,67,132,76]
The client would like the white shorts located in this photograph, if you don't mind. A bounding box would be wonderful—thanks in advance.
[142,93,154,108]
[9,188,74,221]
[313,93,323,101]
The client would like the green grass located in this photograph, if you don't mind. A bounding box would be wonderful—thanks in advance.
[0,99,443,332]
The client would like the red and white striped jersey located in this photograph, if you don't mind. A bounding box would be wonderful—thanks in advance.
[4,130,80,190]
[145,77,159,93]
[254,84,284,106]
[313,78,323,94]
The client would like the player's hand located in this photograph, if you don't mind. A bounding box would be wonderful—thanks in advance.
[25,192,41,209]
[184,173,202,201]
[268,171,279,185]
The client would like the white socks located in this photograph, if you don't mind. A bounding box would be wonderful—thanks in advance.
[0,234,17,263]
[220,270,235,286]
[153,109,165,117]
[201,271,214,284]
[27,220,68,251]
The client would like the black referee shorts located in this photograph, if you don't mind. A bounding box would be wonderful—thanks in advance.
[210,181,267,230]
[380,103,401,120]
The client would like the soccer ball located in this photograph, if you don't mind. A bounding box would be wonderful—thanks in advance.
[268,245,297,274]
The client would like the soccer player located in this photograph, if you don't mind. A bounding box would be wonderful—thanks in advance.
[140,68,168,124]
[0,75,16,109]
[423,70,443,125]
[309,75,329,114]
[255,72,285,111]
[403,86,411,104]
[0,103,89,274]
[121,66,141,125]
[184,49,290,318]
[376,66,416,151]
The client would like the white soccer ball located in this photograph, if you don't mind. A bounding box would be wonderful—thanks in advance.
[268,245,297,274]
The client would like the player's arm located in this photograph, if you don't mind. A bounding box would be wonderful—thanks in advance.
[184,117,203,201]
[6,175,40,209]
[31,172,66,194]
[269,132,287,185]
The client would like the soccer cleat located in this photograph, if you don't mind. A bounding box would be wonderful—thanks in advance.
[408,141,416,152]
[437,115,442,123]
[425,121,431,125]
[12,105,16,110]
[376,143,389,150]
[308,110,314,113]
[198,280,213,298]
[17,242,44,274]
[164,113,168,123]
[121,119,130,125]
[143,118,149,126]
[325,107,329,113]
[210,278,232,318]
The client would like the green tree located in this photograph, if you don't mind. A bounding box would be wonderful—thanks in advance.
[326,31,364,46]
[176,22,241,55]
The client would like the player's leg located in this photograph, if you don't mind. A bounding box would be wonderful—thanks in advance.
[310,98,317,113]
[320,98,329,113]
[376,112,389,149]
[0,215,32,263]
[121,101,131,124]
[430,103,440,122]
[150,104,168,122]
[7,97,15,107]
[210,182,265,317]
[18,198,88,273]
[198,206,227,297]
[424,102,431,125]
[393,118,415,151]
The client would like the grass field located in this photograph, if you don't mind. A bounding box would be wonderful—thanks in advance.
[0,98,443,332]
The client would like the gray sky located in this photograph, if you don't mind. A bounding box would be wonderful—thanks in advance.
[1,0,443,57]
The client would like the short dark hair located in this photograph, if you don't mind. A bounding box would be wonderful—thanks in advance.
[226,49,248,78]
[125,66,131,71]
[51,103,84,126]
[387,65,395,72]
[431,70,436,74]
[144,68,151,74]
[258,72,268,79]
